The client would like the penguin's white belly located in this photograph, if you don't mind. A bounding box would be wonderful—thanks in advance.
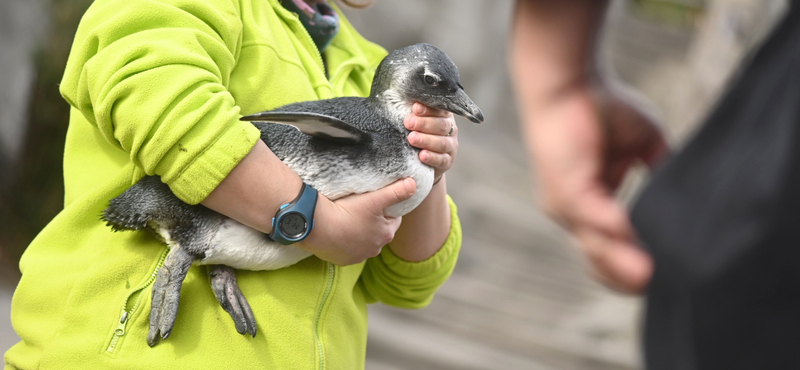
[384,157,434,217]
[199,219,312,271]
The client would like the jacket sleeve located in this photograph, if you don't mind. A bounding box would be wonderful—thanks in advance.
[359,196,462,309]
[59,0,260,204]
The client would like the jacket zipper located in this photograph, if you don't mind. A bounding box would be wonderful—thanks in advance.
[303,27,327,78]
[106,247,170,353]
[271,0,327,75]
[314,261,336,370]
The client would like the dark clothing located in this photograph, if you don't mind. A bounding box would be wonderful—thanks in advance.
[632,4,800,370]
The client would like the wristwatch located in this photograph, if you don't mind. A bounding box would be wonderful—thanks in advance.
[268,183,318,245]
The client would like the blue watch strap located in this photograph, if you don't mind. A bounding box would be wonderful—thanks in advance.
[293,183,318,218]
[269,183,318,245]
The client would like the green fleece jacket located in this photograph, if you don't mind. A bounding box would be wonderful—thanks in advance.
[4,1,461,369]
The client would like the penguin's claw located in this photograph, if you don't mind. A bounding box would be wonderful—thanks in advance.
[209,265,257,338]
[146,332,160,347]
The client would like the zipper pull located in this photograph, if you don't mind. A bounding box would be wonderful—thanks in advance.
[120,311,129,325]
[106,310,129,352]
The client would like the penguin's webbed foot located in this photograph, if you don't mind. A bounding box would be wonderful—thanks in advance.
[146,245,194,347]
[209,265,257,338]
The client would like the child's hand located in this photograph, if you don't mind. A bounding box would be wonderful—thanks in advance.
[405,103,458,183]
[298,178,417,266]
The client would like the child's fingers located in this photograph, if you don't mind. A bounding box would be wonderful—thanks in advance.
[404,115,455,136]
[412,102,450,117]
[420,150,452,169]
[408,132,455,154]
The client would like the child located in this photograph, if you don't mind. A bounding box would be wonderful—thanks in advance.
[4,0,462,368]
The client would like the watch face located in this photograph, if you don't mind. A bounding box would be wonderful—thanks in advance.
[279,212,307,238]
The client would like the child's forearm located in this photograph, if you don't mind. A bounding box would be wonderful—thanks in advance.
[201,140,304,235]
[387,177,451,262]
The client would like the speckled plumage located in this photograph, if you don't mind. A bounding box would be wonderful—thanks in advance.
[102,43,484,346]
[256,98,412,199]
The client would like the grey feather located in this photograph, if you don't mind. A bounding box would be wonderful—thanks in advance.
[240,111,369,144]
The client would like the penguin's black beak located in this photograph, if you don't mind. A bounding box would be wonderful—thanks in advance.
[445,88,484,124]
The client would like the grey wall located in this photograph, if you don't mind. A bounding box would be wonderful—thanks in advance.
[0,0,49,180]
[0,0,48,354]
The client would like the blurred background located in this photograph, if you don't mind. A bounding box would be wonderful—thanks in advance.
[0,0,787,368]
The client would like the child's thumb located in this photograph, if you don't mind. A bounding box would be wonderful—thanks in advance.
[368,178,416,213]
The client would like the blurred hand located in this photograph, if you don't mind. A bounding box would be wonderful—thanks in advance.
[405,103,459,183]
[528,86,668,294]
[298,178,416,266]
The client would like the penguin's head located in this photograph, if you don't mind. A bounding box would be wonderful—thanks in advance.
[371,43,484,124]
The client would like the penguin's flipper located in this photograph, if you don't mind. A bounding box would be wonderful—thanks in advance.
[240,112,369,144]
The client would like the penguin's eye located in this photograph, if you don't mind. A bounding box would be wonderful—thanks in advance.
[424,75,438,86]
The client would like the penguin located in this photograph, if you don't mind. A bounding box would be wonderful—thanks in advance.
[102,43,484,346]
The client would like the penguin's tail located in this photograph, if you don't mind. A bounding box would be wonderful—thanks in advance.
[102,176,170,232]
[102,207,148,232]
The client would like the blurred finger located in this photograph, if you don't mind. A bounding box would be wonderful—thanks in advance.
[576,229,653,294]
[604,156,636,190]
[408,132,455,154]
[566,190,635,241]
[641,130,670,169]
